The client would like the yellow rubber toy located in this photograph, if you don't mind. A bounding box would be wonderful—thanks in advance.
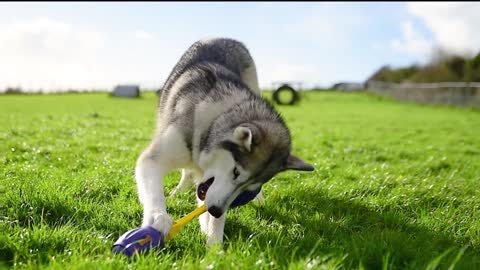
[164,204,207,241]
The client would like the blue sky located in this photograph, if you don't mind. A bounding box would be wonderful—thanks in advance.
[0,2,478,91]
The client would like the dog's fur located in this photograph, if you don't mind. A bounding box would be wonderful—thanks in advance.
[135,37,314,246]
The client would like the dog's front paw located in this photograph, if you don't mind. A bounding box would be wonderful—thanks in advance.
[143,210,173,235]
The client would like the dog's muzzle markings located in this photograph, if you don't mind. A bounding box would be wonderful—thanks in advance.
[197,177,214,201]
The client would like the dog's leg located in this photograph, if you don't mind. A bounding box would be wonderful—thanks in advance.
[241,62,260,95]
[169,169,195,196]
[197,195,210,234]
[135,127,190,235]
[135,148,173,234]
[253,189,265,204]
[206,214,226,247]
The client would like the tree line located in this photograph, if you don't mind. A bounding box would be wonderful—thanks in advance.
[368,49,480,84]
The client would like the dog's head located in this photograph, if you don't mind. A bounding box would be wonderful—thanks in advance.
[198,121,314,218]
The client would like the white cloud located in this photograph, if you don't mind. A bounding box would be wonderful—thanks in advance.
[0,17,108,90]
[391,21,433,59]
[406,2,480,56]
[0,18,182,91]
[0,17,105,53]
[134,30,155,41]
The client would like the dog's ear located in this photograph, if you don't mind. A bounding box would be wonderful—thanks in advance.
[284,154,314,171]
[233,126,253,152]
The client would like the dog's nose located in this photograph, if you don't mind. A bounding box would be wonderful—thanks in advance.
[208,206,224,218]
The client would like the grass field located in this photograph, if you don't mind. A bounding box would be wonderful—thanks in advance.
[1,91,480,269]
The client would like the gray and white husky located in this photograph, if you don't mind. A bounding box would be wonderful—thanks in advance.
[135,37,314,246]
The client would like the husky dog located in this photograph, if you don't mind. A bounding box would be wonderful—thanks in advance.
[135,38,314,246]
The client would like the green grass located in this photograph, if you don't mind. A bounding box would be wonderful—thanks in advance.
[1,91,479,269]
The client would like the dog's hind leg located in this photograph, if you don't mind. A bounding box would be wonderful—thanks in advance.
[169,169,195,196]
[253,190,265,204]
[241,62,261,95]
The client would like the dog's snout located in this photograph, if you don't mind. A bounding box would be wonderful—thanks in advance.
[207,206,224,218]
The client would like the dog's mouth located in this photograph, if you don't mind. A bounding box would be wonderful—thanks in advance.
[197,177,214,201]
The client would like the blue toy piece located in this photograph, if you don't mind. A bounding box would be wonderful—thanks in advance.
[112,226,164,256]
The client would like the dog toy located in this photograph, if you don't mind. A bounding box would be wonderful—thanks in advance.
[112,204,207,256]
[112,187,261,256]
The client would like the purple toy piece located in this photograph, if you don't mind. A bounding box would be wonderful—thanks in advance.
[112,226,164,256]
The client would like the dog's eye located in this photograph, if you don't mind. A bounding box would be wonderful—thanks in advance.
[233,167,240,180]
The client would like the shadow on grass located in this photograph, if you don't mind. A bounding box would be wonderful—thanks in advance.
[222,189,480,269]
